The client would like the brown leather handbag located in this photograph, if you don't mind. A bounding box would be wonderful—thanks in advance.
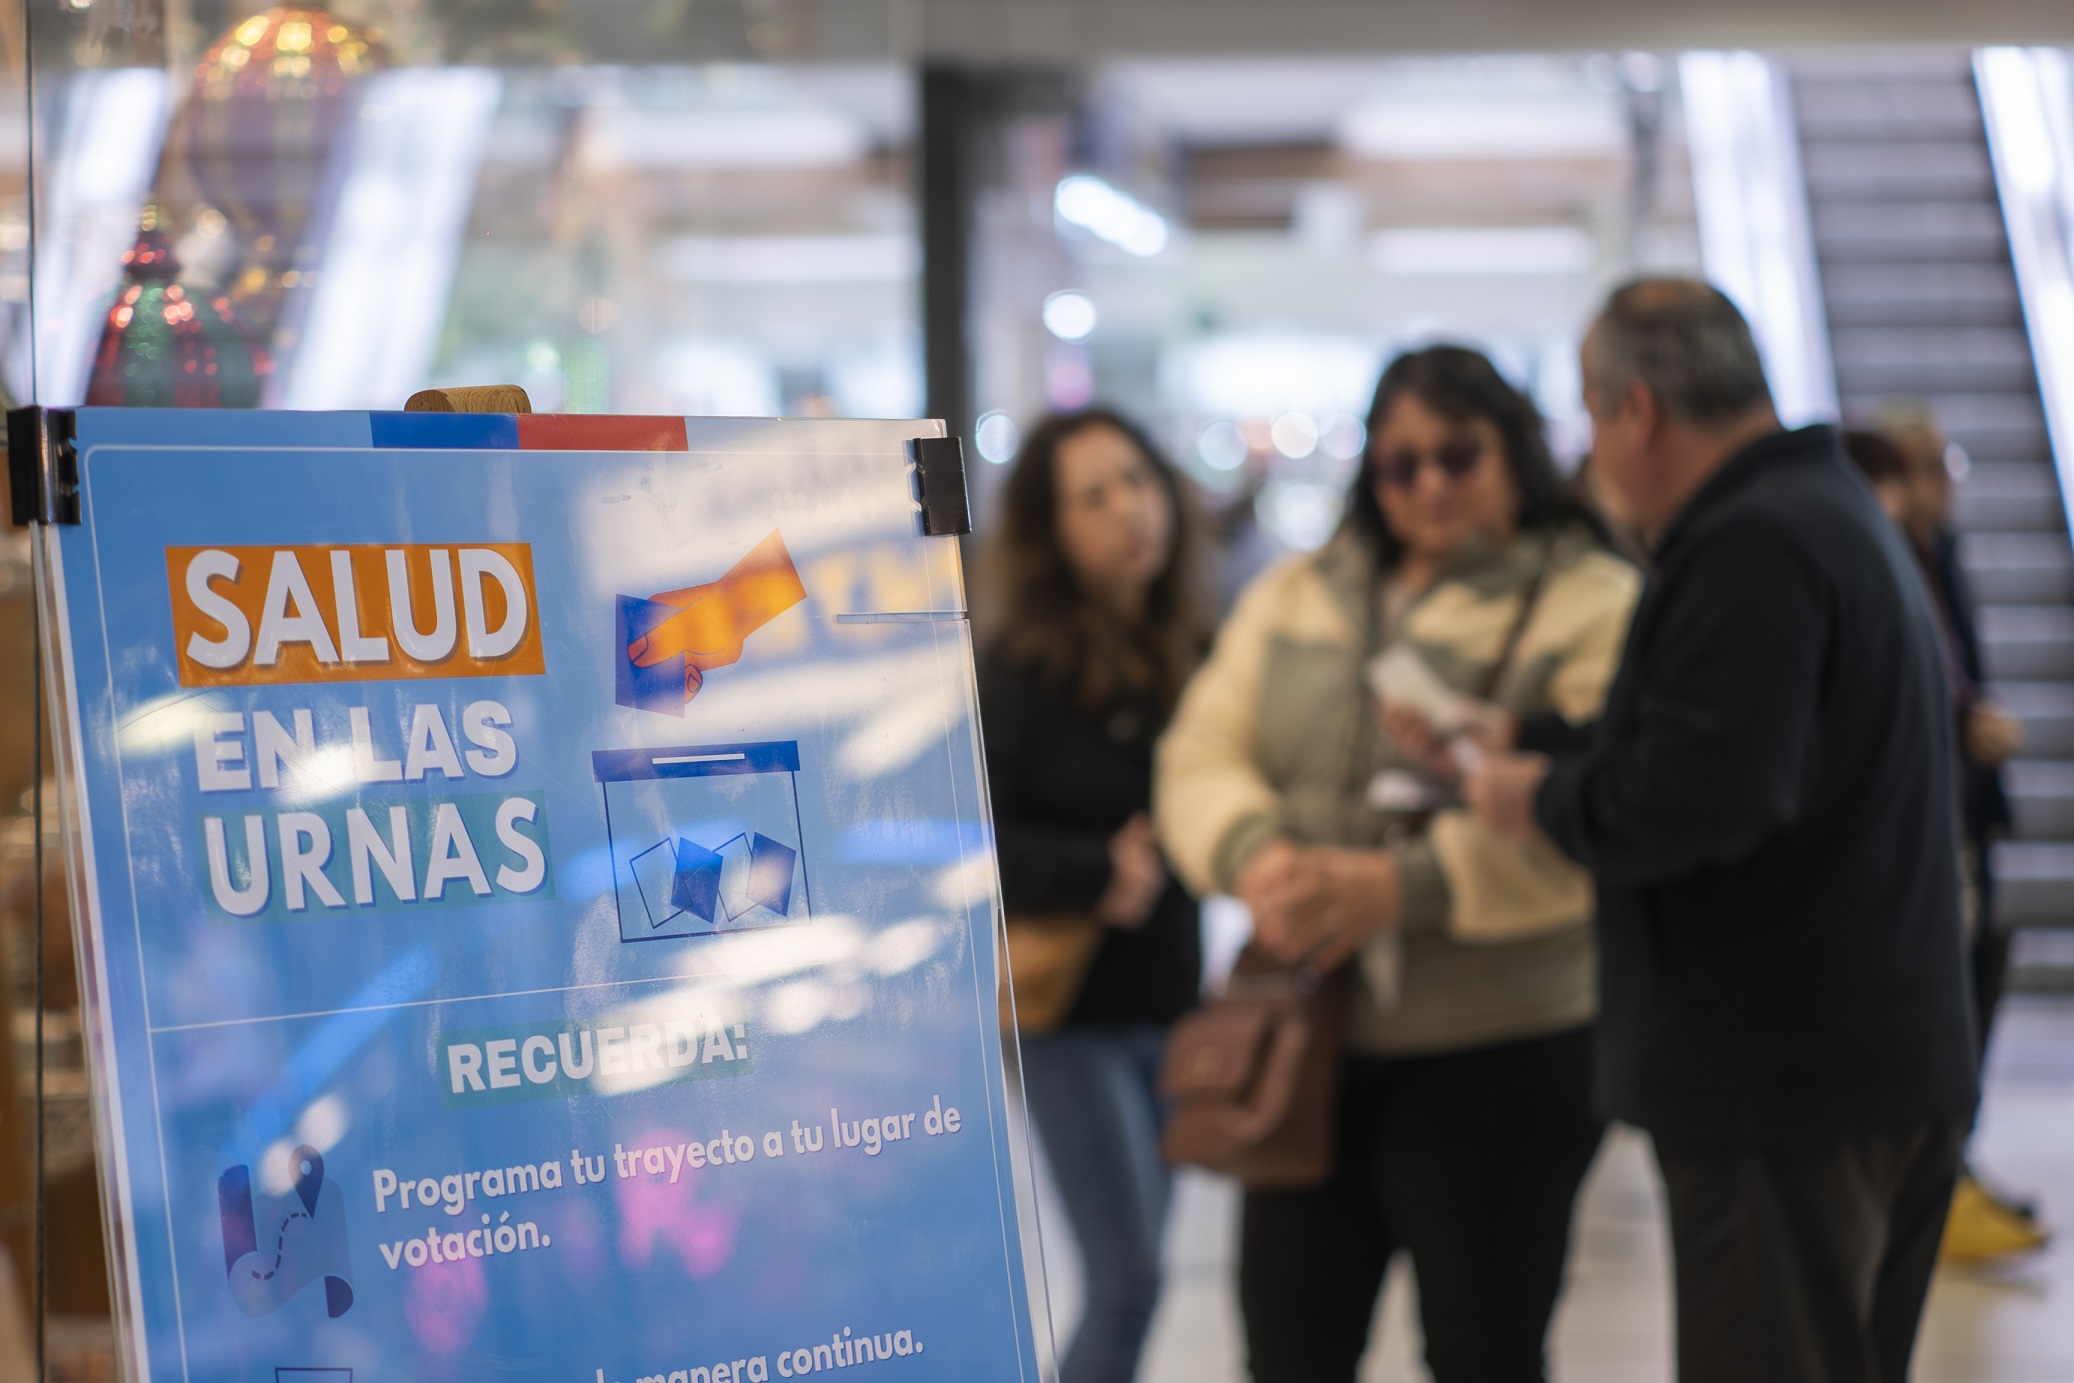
[1158,944,1349,1188]
[998,913,1103,1036]
[1157,548,1560,1186]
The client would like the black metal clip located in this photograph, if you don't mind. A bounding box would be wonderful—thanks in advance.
[7,406,79,526]
[905,434,972,537]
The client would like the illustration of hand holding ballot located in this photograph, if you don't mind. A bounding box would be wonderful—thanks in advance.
[617,530,807,714]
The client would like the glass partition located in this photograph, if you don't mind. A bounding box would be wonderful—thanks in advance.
[3,2,42,1378]
[13,1,919,417]
[4,6,933,1378]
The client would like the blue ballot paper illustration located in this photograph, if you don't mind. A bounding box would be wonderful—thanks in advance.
[636,830,798,926]
[595,741,813,942]
[218,1147,355,1319]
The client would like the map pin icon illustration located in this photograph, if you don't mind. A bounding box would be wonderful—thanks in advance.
[293,1146,325,1216]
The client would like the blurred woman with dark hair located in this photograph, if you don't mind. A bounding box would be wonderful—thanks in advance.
[977,407,1208,1383]
[1157,346,1642,1382]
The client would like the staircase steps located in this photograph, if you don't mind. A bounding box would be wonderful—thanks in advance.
[1789,51,2074,978]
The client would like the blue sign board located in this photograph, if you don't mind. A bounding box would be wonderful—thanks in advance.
[35,409,1049,1383]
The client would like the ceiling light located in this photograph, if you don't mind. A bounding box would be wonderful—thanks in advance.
[1270,411,1319,459]
[1042,290,1097,341]
[1054,175,1169,257]
[1320,413,1367,461]
[1339,97,1625,160]
[583,105,867,170]
[1368,226,1595,276]
[1198,420,1249,471]
[975,410,1020,464]
[657,234,918,284]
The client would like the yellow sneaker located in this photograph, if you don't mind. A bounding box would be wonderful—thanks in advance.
[1943,1174,2049,1263]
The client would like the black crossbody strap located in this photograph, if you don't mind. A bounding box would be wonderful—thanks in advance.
[1473,553,1555,703]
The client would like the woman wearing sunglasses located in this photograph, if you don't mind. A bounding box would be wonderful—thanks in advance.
[1155,346,1640,1383]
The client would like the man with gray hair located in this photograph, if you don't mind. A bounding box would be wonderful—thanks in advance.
[1465,278,1977,1383]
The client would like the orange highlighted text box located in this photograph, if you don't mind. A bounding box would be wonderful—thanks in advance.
[167,543,546,687]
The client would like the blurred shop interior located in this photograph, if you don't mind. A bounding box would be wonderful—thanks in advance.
[5,0,2074,1377]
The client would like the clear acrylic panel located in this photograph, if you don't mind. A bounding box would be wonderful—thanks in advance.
[31,407,1055,1382]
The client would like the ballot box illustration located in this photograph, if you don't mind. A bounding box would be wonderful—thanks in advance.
[593,741,813,942]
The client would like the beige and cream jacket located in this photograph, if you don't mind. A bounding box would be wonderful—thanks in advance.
[1154,524,1641,1055]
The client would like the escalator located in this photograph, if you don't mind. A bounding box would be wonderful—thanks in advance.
[1790,49,2074,987]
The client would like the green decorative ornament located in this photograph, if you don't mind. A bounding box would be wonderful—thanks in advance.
[86,206,273,408]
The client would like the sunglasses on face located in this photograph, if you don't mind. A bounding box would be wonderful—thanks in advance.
[1374,439,1486,490]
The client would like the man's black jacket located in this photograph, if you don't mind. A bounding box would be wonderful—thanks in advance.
[1535,426,1979,1145]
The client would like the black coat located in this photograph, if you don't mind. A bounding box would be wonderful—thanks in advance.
[1924,524,2015,843]
[1536,426,1979,1144]
[978,644,1202,1027]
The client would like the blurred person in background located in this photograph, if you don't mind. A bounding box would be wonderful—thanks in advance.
[1879,404,2025,1030]
[1845,423,2044,1261]
[1468,280,1977,1383]
[1155,346,1641,1383]
[1842,427,1917,527]
[1878,406,2022,952]
[977,408,1207,1383]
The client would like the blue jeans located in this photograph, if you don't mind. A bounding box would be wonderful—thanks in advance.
[1020,1025,1172,1383]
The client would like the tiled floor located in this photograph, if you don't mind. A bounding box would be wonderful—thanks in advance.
[1034,994,2074,1383]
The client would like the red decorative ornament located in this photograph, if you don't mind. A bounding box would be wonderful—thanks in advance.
[85,207,274,408]
[182,7,387,348]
